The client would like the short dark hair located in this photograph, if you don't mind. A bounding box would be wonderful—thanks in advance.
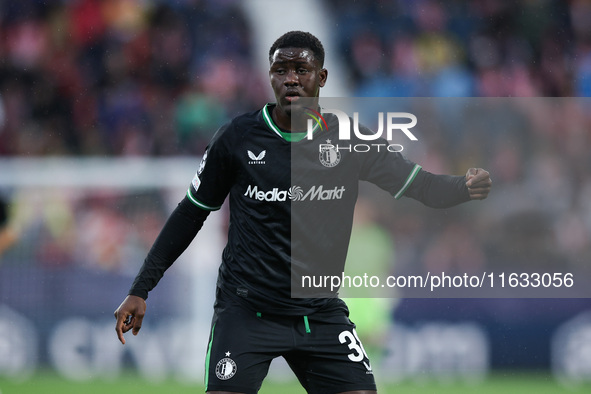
[268,31,325,67]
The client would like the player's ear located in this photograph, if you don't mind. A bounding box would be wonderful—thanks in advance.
[319,68,328,88]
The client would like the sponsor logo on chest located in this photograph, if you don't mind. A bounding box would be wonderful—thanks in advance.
[244,184,345,202]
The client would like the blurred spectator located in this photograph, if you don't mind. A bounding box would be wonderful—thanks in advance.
[342,196,397,369]
[174,81,227,154]
[0,195,18,258]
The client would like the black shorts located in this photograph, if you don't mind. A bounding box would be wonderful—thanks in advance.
[204,294,377,394]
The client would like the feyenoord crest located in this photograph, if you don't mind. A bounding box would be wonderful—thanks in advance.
[319,140,341,167]
[215,353,237,380]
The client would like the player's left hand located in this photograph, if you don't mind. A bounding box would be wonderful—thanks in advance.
[465,168,492,200]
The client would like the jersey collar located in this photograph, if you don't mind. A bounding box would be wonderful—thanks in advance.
[262,103,321,142]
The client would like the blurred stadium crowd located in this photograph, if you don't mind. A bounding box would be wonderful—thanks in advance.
[0,0,266,157]
[0,0,590,277]
[330,0,590,97]
[0,0,589,157]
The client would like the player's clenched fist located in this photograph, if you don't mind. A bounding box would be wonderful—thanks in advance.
[465,168,492,200]
[114,295,146,344]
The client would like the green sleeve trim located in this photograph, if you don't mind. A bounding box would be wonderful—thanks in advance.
[186,188,222,211]
[394,164,422,200]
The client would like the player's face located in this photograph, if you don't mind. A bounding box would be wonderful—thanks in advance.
[269,47,327,126]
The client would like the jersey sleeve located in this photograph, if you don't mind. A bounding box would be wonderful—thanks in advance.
[186,123,235,211]
[403,170,471,208]
[356,133,422,199]
[128,197,210,299]
[355,125,470,207]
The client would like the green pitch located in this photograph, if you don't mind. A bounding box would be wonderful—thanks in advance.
[1,372,590,394]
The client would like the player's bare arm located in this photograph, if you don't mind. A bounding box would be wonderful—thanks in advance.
[465,168,492,200]
[114,295,146,345]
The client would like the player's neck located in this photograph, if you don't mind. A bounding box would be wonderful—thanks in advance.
[271,105,311,133]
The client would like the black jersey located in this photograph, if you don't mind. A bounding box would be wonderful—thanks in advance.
[186,104,422,315]
[129,103,469,314]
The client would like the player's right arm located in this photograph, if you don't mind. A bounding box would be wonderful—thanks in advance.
[114,295,146,345]
[114,197,210,344]
[114,122,234,344]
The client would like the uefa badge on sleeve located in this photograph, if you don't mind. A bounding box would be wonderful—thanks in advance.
[198,149,208,175]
